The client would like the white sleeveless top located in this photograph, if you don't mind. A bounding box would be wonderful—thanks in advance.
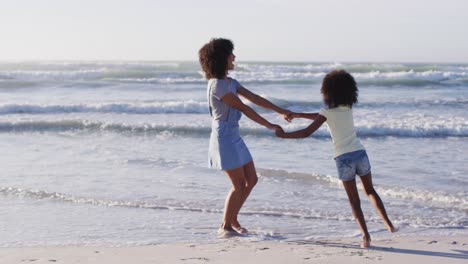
[319,106,365,158]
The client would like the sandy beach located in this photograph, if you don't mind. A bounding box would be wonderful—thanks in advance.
[1,235,466,264]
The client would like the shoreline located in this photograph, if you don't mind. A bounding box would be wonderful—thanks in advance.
[1,235,466,264]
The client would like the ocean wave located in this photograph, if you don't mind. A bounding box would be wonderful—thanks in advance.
[0,97,466,115]
[0,69,106,81]
[231,62,468,86]
[229,69,468,86]
[0,120,213,135]
[257,168,468,211]
[237,63,468,74]
[1,186,465,228]
[235,63,343,73]
[0,186,219,212]
[1,62,468,86]
[0,69,204,83]
[0,119,467,138]
[0,101,207,115]
[105,77,203,84]
[265,97,468,110]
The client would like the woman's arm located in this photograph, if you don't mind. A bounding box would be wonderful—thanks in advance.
[221,93,281,131]
[237,86,292,121]
[276,115,326,138]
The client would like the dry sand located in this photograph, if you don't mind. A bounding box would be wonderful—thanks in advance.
[1,235,466,264]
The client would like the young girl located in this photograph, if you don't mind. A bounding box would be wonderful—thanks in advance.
[276,70,397,248]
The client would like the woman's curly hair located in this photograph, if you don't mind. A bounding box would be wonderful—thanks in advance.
[198,38,234,79]
[321,70,358,108]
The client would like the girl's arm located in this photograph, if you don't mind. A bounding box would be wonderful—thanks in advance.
[290,112,318,120]
[237,86,292,122]
[276,115,326,138]
[221,93,281,131]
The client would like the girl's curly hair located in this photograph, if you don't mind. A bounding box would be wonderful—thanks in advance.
[321,70,358,108]
[198,38,234,79]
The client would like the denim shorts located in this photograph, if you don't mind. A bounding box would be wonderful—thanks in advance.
[335,150,371,181]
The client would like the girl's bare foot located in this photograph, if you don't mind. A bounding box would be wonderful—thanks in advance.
[386,222,399,233]
[361,236,371,248]
[389,225,399,233]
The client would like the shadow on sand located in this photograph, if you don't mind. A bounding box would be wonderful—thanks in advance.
[291,240,468,260]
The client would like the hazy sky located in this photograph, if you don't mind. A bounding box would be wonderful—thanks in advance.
[1,0,467,62]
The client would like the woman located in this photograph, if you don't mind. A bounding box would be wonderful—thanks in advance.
[198,38,291,236]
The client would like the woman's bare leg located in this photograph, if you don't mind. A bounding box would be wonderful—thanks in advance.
[232,161,258,232]
[221,166,247,231]
[342,179,371,248]
[359,172,397,233]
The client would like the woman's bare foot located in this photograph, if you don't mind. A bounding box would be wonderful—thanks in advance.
[361,236,371,248]
[232,226,248,234]
[232,221,248,234]
[217,225,239,238]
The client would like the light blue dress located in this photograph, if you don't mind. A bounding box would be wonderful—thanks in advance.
[207,78,253,171]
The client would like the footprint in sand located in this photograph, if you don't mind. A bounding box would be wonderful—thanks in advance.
[180,257,210,262]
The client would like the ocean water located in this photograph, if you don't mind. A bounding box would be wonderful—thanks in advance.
[0,61,466,246]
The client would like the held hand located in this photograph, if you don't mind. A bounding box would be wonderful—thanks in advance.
[268,123,282,131]
[275,127,286,138]
[285,112,297,122]
[280,109,294,123]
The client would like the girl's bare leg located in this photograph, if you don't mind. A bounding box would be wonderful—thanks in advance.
[343,179,371,248]
[359,172,397,233]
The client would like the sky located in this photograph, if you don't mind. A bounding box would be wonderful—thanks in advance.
[0,0,467,62]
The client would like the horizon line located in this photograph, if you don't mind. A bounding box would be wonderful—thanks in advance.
[0,59,467,64]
